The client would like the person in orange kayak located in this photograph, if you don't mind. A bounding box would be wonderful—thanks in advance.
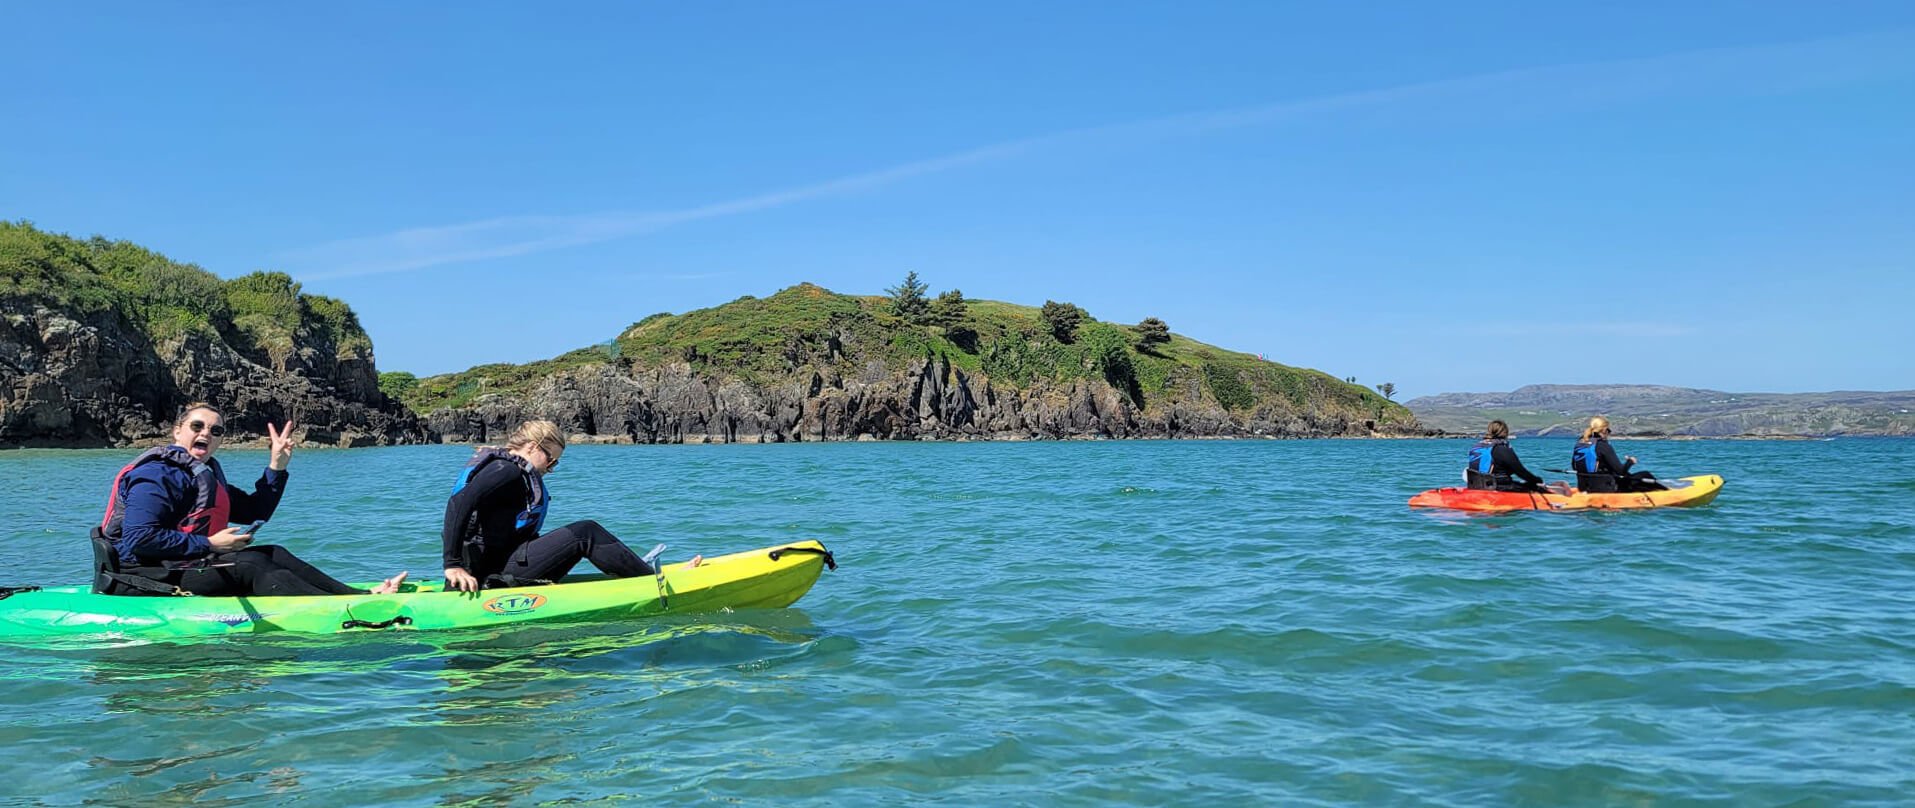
[1570,416,1665,493]
[1465,419,1548,493]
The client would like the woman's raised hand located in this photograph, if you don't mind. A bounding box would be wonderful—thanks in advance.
[268,420,297,470]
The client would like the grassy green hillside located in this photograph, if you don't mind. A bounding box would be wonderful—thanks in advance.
[0,220,371,362]
[403,282,1414,426]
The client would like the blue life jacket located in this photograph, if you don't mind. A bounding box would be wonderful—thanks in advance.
[1572,441,1600,473]
[1571,438,1632,493]
[1467,439,1500,475]
[452,448,549,537]
[1465,438,1517,490]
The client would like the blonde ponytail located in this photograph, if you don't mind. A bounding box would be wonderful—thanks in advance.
[1581,416,1610,443]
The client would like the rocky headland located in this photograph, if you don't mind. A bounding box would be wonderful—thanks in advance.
[1,222,424,447]
[405,284,1422,443]
[2,223,1420,447]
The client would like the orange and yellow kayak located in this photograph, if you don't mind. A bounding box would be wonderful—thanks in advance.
[1408,474,1724,513]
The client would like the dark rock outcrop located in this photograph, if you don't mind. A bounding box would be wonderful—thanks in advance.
[425,355,1411,443]
[0,297,425,448]
[3,227,1415,448]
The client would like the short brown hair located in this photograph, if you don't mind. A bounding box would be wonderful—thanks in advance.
[1486,419,1510,439]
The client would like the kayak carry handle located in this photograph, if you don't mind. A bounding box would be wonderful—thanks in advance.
[647,544,672,610]
[769,545,837,571]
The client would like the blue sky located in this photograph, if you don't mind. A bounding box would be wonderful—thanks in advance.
[3,2,1912,398]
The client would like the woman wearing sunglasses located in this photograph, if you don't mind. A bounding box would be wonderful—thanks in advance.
[439,419,695,593]
[98,402,407,596]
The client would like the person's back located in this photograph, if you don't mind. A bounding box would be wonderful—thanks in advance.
[1465,439,1510,490]
[1570,435,1620,493]
[1465,420,1545,493]
[1571,416,1663,493]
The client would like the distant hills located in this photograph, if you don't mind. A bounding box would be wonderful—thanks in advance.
[1408,384,1915,437]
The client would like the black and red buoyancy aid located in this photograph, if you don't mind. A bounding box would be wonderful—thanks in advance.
[99,445,232,547]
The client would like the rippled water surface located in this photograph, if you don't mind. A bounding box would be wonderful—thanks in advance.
[2,438,1912,805]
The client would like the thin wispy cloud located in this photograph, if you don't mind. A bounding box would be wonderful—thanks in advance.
[1463,321,1700,339]
[286,29,1915,281]
[291,144,1033,280]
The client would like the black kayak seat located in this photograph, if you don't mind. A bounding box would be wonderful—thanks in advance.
[1576,472,1620,494]
[89,526,182,596]
[90,526,119,594]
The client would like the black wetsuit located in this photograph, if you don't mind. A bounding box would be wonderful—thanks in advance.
[176,545,367,597]
[1466,439,1548,493]
[1573,437,1664,493]
[441,458,654,584]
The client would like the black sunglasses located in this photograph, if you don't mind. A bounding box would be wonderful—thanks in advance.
[188,420,226,437]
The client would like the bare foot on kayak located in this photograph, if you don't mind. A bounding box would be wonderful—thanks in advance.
[688,555,703,568]
[371,571,408,595]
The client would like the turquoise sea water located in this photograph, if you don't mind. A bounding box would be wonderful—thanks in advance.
[1,438,1912,805]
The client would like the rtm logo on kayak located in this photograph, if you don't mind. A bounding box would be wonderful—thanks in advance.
[482,594,548,615]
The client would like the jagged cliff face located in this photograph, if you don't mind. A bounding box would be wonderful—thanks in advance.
[410,283,1420,443]
[426,356,1403,444]
[3,226,1415,446]
[0,222,425,448]
[0,295,426,447]
[1,297,166,444]
[415,283,1420,443]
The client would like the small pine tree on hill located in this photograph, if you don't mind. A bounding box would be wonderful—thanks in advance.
[1040,300,1086,343]
[930,289,967,329]
[887,271,930,324]
[1133,317,1170,352]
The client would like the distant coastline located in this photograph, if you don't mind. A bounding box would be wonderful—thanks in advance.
[1409,384,1914,439]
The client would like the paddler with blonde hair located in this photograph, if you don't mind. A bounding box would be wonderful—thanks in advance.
[440,419,698,593]
[1570,416,1665,493]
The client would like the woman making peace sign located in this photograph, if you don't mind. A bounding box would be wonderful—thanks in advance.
[97,402,407,597]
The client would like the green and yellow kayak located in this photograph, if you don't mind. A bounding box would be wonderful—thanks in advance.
[0,541,834,643]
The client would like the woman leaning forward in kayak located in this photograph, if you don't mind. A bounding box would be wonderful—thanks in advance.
[100,402,407,596]
[439,419,698,593]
